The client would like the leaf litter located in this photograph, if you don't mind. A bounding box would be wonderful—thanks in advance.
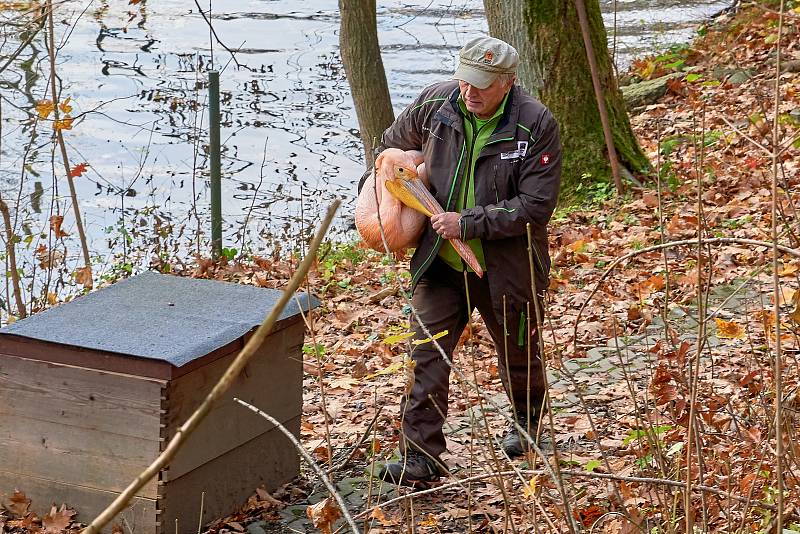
[5,4,800,534]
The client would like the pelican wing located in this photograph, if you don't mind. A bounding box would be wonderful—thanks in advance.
[385,177,484,278]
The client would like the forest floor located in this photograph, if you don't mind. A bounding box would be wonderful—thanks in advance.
[3,2,800,533]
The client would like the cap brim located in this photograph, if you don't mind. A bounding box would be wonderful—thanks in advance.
[453,64,496,90]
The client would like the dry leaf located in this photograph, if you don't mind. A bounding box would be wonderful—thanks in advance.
[306,497,340,534]
[403,356,416,395]
[42,504,75,533]
[790,290,800,325]
[49,215,69,238]
[35,100,54,119]
[58,97,73,114]
[3,490,31,517]
[714,318,745,339]
[73,266,94,289]
[53,115,73,131]
[419,514,438,526]
[69,163,88,177]
[370,507,389,525]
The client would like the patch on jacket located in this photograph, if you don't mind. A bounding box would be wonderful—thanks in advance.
[501,141,528,160]
[540,152,552,165]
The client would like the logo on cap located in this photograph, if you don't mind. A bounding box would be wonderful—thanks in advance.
[483,51,494,64]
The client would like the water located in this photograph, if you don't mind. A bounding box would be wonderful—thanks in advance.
[0,0,728,282]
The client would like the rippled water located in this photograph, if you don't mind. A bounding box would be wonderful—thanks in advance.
[0,0,728,267]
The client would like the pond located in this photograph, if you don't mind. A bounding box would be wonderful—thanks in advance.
[0,0,728,294]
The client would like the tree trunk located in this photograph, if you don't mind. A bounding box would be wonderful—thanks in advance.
[485,0,650,200]
[339,0,395,166]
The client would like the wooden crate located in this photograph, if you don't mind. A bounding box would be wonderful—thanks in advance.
[0,272,314,533]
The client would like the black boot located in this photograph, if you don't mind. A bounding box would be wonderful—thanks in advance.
[501,412,538,458]
[378,449,443,489]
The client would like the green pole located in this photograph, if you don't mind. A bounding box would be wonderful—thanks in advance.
[208,70,222,258]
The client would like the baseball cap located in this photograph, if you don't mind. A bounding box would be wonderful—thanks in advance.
[453,36,519,90]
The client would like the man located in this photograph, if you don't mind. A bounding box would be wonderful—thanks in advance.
[371,36,561,487]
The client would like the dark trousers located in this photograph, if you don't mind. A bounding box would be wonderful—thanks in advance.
[401,259,546,461]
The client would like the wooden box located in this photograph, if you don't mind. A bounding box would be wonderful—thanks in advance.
[0,272,315,533]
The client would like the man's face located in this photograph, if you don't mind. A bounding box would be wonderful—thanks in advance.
[458,76,515,119]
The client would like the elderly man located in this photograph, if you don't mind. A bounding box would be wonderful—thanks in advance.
[372,36,561,487]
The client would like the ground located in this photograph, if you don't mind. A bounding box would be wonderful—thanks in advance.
[2,3,799,533]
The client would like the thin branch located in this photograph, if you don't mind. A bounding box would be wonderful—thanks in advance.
[191,0,242,69]
[46,0,93,287]
[234,398,361,534]
[771,1,786,527]
[574,0,623,194]
[354,468,782,518]
[81,201,340,534]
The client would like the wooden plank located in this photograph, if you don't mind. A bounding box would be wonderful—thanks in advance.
[0,354,164,439]
[160,417,300,533]
[0,414,160,498]
[164,321,303,480]
[0,336,172,380]
[0,469,156,534]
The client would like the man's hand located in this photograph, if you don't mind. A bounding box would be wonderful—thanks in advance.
[431,212,461,240]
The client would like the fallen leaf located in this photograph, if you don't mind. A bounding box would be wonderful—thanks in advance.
[714,318,745,339]
[790,290,800,325]
[42,504,75,533]
[306,497,340,534]
[3,490,30,517]
[419,514,438,527]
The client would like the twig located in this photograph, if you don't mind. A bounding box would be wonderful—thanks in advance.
[0,6,46,75]
[771,2,786,527]
[80,201,340,534]
[234,398,361,534]
[46,0,93,287]
[354,468,782,518]
[191,0,242,69]
[574,0,623,194]
[329,406,383,473]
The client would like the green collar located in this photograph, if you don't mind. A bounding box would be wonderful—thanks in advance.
[457,90,510,124]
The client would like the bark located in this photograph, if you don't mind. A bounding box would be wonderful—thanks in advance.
[484,0,650,200]
[339,0,395,166]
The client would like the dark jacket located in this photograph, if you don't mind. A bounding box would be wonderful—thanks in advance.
[366,80,561,321]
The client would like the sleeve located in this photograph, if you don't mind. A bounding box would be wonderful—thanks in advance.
[459,108,561,240]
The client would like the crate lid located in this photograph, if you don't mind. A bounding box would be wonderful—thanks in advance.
[0,272,318,368]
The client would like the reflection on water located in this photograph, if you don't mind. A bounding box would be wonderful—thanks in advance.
[0,0,727,279]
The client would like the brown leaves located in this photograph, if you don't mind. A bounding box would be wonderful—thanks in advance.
[73,266,94,289]
[49,215,69,238]
[1,492,75,533]
[714,318,745,339]
[306,497,340,534]
[2,490,30,517]
[35,100,55,119]
[42,504,75,534]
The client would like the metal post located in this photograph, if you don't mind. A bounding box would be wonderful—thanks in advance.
[208,70,222,258]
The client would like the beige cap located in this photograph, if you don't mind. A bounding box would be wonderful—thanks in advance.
[453,36,519,89]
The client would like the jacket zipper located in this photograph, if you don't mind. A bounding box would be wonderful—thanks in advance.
[412,140,466,287]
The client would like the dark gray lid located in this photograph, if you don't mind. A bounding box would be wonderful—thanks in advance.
[0,271,317,367]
